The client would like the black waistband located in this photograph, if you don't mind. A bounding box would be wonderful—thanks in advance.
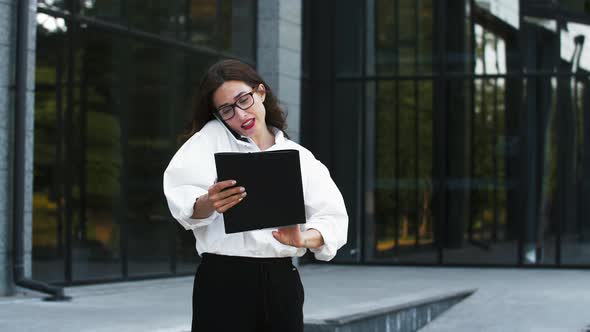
[201,253,292,265]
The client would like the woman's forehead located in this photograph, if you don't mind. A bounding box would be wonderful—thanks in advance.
[213,81,251,105]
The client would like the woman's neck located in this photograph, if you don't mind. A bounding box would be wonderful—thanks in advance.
[251,127,275,151]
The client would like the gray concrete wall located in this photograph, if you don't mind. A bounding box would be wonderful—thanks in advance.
[0,0,16,297]
[257,0,302,142]
[0,0,37,296]
[24,1,37,281]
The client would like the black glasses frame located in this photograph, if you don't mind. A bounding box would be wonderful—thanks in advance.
[214,87,258,121]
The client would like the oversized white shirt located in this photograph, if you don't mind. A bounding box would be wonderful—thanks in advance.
[163,119,348,261]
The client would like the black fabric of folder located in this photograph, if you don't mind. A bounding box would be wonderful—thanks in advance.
[214,149,306,234]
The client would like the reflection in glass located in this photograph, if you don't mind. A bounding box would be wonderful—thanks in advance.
[79,0,123,22]
[36,13,68,34]
[517,76,554,266]
[443,76,516,264]
[176,227,198,273]
[474,24,507,75]
[33,22,68,282]
[334,0,365,76]
[128,0,182,38]
[126,41,179,276]
[559,74,590,264]
[33,0,256,282]
[417,82,434,248]
[374,0,433,75]
[306,0,590,267]
[186,0,256,60]
[371,79,436,263]
[560,0,590,16]
[38,0,67,12]
[560,23,590,78]
[71,29,125,280]
[473,0,519,29]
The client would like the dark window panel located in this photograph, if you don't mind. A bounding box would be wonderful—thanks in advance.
[559,77,590,265]
[186,0,256,61]
[375,0,434,76]
[71,29,125,281]
[370,79,436,263]
[33,1,257,283]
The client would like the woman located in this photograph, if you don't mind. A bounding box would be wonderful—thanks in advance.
[163,59,348,332]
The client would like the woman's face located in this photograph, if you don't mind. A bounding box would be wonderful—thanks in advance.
[212,80,267,138]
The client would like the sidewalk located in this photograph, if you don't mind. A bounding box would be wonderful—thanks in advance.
[1,265,589,332]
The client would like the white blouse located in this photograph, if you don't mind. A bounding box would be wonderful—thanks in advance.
[163,119,348,261]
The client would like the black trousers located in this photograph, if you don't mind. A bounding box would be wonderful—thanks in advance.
[191,253,305,332]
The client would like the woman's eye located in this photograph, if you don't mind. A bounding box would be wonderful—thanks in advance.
[238,96,250,105]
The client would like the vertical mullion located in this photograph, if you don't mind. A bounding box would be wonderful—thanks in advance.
[169,52,178,274]
[363,0,377,263]
[64,0,78,283]
[55,38,65,269]
[185,0,191,42]
[120,37,130,278]
[516,1,524,266]
[393,0,400,254]
[555,18,563,266]
[414,0,420,247]
[215,0,222,50]
[79,35,88,244]
[479,29,487,243]
[583,78,590,251]
[329,0,335,187]
[492,34,500,243]
[469,1,479,247]
[434,0,448,265]
[358,0,367,263]
[581,76,586,242]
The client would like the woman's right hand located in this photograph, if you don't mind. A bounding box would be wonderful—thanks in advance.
[192,180,247,219]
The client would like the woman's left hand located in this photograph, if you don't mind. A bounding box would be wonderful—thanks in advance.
[272,227,325,249]
[272,226,305,248]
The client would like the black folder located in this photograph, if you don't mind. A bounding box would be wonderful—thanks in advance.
[214,149,306,234]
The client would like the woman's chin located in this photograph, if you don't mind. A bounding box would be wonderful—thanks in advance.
[239,125,258,137]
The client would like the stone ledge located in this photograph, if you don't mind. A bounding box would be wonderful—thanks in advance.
[304,289,475,332]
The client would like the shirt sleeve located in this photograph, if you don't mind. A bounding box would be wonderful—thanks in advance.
[300,154,349,261]
[163,132,220,230]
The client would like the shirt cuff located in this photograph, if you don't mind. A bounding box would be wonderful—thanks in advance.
[178,199,220,230]
[303,222,337,261]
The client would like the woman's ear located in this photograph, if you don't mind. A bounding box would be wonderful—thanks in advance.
[258,83,266,102]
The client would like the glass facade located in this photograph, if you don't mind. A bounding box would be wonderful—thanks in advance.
[30,0,590,286]
[33,1,256,284]
[302,0,590,267]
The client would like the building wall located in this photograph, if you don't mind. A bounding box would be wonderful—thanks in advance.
[0,0,16,297]
[0,0,36,296]
[258,0,302,142]
[23,2,37,286]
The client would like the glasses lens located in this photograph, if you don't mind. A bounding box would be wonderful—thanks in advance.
[218,106,234,120]
[236,94,254,110]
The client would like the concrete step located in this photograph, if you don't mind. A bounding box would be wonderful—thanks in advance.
[304,289,475,332]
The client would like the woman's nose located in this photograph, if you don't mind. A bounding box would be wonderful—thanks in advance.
[234,107,249,119]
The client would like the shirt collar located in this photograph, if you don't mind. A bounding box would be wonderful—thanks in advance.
[215,118,286,146]
[270,126,285,144]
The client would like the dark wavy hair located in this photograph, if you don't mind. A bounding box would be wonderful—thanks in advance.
[179,59,288,143]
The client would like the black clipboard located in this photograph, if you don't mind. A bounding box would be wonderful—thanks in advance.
[214,149,306,234]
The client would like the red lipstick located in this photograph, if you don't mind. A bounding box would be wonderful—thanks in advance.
[241,118,255,130]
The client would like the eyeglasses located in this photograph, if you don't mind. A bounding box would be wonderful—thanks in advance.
[214,87,258,121]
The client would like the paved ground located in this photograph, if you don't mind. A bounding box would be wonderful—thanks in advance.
[1,264,589,332]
